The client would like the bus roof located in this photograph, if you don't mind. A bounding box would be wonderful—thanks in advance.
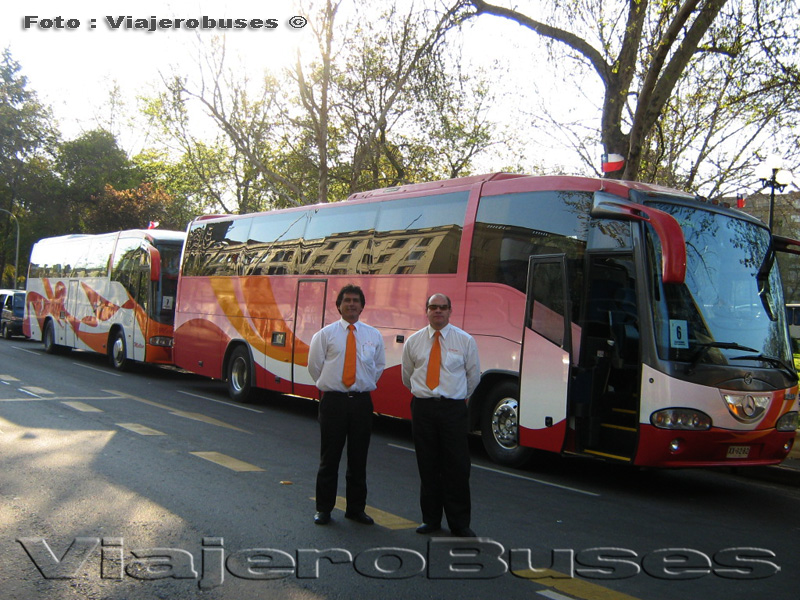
[33,229,186,247]
[188,172,705,226]
[347,172,698,200]
[345,172,527,199]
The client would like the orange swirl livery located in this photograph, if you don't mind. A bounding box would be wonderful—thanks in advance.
[208,276,307,365]
[171,173,799,469]
[24,229,186,370]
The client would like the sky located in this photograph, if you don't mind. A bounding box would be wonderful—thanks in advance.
[0,0,591,174]
[1,1,313,137]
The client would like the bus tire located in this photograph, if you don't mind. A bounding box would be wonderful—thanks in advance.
[42,320,62,354]
[2,323,10,340]
[480,381,533,467]
[109,329,129,371]
[227,345,255,403]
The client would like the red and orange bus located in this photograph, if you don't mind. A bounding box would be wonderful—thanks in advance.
[173,173,799,467]
[25,229,186,369]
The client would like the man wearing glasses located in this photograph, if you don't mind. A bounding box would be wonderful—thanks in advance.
[401,293,480,537]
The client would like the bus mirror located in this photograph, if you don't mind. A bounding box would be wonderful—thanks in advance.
[148,246,161,282]
[591,192,687,285]
[774,235,800,256]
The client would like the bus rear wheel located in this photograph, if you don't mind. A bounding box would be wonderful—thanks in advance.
[109,330,129,371]
[227,346,255,403]
[480,381,533,467]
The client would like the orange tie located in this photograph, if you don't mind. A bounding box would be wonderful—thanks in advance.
[426,331,442,391]
[342,324,356,387]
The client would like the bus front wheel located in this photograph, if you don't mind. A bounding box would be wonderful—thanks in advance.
[42,320,67,355]
[109,330,129,371]
[480,381,533,467]
[227,346,255,403]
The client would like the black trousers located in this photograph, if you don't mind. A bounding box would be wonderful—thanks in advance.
[315,392,373,514]
[411,396,471,530]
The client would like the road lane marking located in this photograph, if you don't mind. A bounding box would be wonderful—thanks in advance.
[331,496,418,530]
[0,395,122,403]
[105,390,252,433]
[388,443,599,497]
[21,386,54,396]
[171,410,253,432]
[178,390,263,413]
[537,590,575,600]
[62,401,103,412]
[190,451,264,472]
[73,362,122,377]
[522,569,644,600]
[473,463,600,497]
[0,374,20,382]
[117,423,166,436]
[15,346,40,355]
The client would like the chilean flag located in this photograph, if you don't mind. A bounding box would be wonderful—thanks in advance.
[601,153,625,173]
[147,221,160,229]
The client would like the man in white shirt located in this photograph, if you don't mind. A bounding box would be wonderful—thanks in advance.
[401,293,480,537]
[308,284,385,526]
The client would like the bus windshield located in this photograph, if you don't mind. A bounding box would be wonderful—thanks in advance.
[157,242,183,277]
[646,200,794,373]
[153,241,183,325]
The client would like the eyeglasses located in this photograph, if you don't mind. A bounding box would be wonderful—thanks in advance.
[427,304,450,311]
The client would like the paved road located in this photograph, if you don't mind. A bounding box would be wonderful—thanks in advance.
[1,338,799,600]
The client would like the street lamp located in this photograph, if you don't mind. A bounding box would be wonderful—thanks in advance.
[0,208,20,289]
[755,154,793,231]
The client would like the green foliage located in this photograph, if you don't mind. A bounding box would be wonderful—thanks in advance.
[87,183,180,232]
[139,0,505,211]
[132,150,205,229]
[54,129,142,231]
[0,48,59,282]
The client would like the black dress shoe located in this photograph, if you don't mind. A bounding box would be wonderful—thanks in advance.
[415,523,441,534]
[314,511,331,525]
[345,511,374,525]
[450,527,476,537]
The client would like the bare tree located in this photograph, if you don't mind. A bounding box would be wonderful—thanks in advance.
[292,0,471,199]
[143,1,515,211]
[461,0,800,192]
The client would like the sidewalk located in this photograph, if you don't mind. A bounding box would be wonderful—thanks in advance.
[725,439,800,487]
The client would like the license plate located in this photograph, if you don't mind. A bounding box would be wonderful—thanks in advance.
[726,445,750,458]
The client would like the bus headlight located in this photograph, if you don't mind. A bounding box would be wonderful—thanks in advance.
[149,336,174,347]
[776,411,799,432]
[650,408,712,430]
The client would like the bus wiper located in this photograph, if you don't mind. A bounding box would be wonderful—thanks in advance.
[686,341,758,375]
[756,244,777,321]
[729,354,799,381]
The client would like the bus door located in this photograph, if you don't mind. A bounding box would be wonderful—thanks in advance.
[132,247,151,363]
[574,254,640,462]
[110,241,148,363]
[66,280,80,348]
[518,254,572,453]
[293,279,327,394]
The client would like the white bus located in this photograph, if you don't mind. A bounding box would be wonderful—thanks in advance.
[25,229,186,369]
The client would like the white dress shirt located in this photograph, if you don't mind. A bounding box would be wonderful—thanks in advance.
[401,323,480,400]
[308,318,386,393]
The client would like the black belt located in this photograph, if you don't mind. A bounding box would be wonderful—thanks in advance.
[323,391,371,399]
[414,395,463,402]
